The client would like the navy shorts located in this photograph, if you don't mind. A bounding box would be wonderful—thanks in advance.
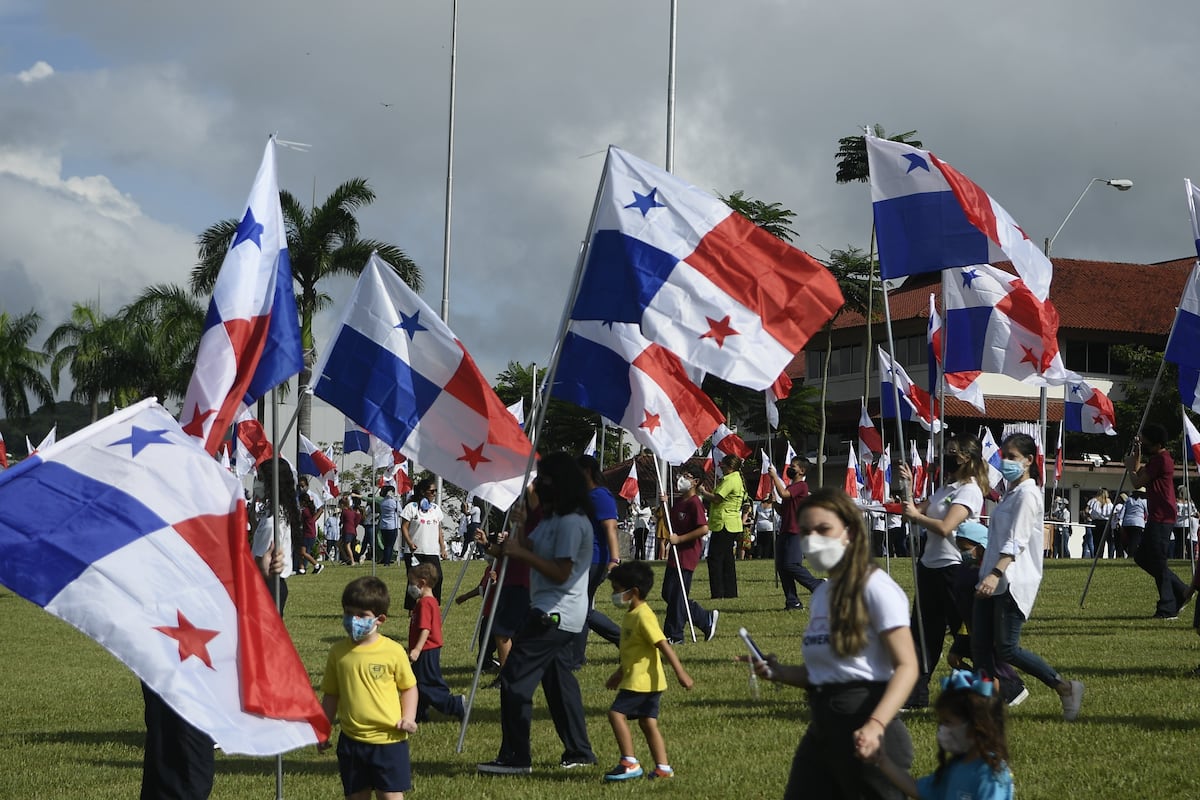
[336,735,412,795]
[610,689,661,720]
[492,585,530,638]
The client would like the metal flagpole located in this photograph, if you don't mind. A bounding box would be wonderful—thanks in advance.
[269,388,284,800]
[1182,411,1194,578]
[654,454,696,641]
[468,574,495,654]
[665,0,678,173]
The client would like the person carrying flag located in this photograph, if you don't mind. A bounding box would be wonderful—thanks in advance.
[1124,424,1190,619]
[768,455,823,612]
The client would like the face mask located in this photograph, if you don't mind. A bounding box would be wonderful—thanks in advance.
[407,584,423,600]
[936,722,972,755]
[800,533,848,571]
[419,497,432,512]
[611,591,632,610]
[999,459,1026,482]
[676,476,693,492]
[959,549,977,567]
[786,467,798,480]
[342,614,377,642]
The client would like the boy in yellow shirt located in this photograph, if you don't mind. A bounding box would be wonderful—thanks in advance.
[604,561,694,781]
[320,576,419,800]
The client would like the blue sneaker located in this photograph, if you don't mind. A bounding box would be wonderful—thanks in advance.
[604,759,643,781]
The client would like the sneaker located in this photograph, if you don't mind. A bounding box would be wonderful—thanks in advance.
[1060,680,1084,721]
[666,637,685,645]
[604,759,644,781]
[706,609,720,642]
[454,693,467,720]
[1007,687,1030,708]
[1152,612,1180,620]
[783,604,804,612]
[560,756,598,770]
[297,567,306,575]
[313,563,324,575]
[646,767,675,780]
[477,759,531,775]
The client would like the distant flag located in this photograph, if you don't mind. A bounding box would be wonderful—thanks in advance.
[0,399,330,754]
[0,431,6,469]
[180,138,303,455]
[570,146,843,391]
[233,413,272,479]
[755,449,773,501]
[297,434,338,481]
[909,440,926,499]
[1183,408,1200,466]
[979,426,1004,489]
[712,423,752,459]
[37,425,57,451]
[218,442,231,473]
[343,418,371,455]
[312,254,533,509]
[845,443,864,500]
[765,371,792,430]
[866,136,1053,301]
[1064,380,1117,435]
[868,446,892,503]
[1164,190,1200,405]
[26,435,35,457]
[1054,422,1064,483]
[619,460,641,504]
[552,320,724,463]
[392,457,413,496]
[785,441,798,468]
[878,347,942,432]
[928,293,986,412]
[858,400,882,460]
[506,399,525,430]
[942,264,1077,387]
[583,431,598,458]
[369,435,399,470]
[703,445,722,478]
[1187,179,1200,258]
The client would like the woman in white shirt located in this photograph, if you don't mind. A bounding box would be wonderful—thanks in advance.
[251,459,301,616]
[1085,489,1113,560]
[751,487,917,799]
[973,433,1084,721]
[897,434,988,708]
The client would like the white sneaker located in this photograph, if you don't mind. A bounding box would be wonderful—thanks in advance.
[706,609,720,642]
[1008,687,1030,707]
[1060,680,1084,721]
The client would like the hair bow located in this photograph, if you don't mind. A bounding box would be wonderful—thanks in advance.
[939,669,996,698]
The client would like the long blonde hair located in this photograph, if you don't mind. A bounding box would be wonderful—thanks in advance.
[801,487,874,658]
[948,434,990,491]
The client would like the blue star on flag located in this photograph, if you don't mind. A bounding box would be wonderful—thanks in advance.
[902,153,930,173]
[109,426,174,457]
[231,207,264,250]
[625,188,665,217]
[960,268,980,287]
[1070,383,1087,397]
[396,309,428,341]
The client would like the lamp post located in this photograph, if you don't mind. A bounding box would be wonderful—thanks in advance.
[1045,178,1133,256]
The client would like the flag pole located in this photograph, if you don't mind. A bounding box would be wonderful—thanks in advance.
[442,527,475,623]
[654,454,696,641]
[1182,410,1194,579]
[665,0,678,173]
[269,386,284,800]
[468,574,495,655]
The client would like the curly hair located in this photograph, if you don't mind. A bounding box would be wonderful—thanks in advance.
[932,683,1009,782]
[797,487,874,658]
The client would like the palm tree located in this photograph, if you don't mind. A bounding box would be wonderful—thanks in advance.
[0,310,54,420]
[192,179,421,442]
[45,303,118,422]
[835,125,923,401]
[721,191,799,242]
[121,284,207,407]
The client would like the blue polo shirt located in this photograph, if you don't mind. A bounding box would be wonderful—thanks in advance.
[590,486,618,564]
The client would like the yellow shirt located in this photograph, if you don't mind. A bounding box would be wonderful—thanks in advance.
[618,602,668,693]
[709,472,746,533]
[321,635,417,744]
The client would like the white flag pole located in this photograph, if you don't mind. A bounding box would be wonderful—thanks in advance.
[654,454,696,642]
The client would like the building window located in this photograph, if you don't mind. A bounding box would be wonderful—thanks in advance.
[1065,341,1129,376]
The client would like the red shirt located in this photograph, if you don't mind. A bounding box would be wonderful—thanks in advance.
[1145,449,1177,524]
[339,507,356,535]
[668,495,707,572]
[408,594,443,651]
[778,481,810,535]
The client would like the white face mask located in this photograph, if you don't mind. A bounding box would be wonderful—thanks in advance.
[800,533,848,571]
[676,476,693,492]
[936,722,972,755]
[611,590,632,610]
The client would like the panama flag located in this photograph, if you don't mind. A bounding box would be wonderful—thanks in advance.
[1183,408,1200,465]
[180,138,303,455]
[755,449,774,501]
[858,401,883,460]
[0,399,330,754]
[909,440,926,499]
[233,413,272,479]
[979,426,1004,489]
[552,320,724,464]
[298,433,338,480]
[928,294,986,412]
[392,457,413,496]
[37,425,57,452]
[570,146,843,391]
[583,431,598,458]
[619,460,641,504]
[765,371,793,429]
[1054,422,1064,483]
[878,347,942,432]
[1187,179,1200,258]
[313,254,532,509]
[0,431,7,469]
[712,422,752,459]
[506,399,525,430]
[866,136,1053,301]
[1064,380,1117,435]
[1165,270,1200,408]
[943,264,1077,386]
[845,443,864,499]
[343,418,371,455]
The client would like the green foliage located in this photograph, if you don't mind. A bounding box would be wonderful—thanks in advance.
[0,309,54,420]
[1111,344,1182,456]
[834,124,923,184]
[719,190,798,242]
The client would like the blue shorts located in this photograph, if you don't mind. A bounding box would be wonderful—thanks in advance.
[492,585,530,638]
[610,689,661,720]
[336,735,412,795]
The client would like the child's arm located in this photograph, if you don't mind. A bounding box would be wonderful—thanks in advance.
[409,629,430,662]
[875,752,920,799]
[397,685,419,734]
[455,586,481,604]
[656,639,694,689]
[318,693,338,752]
[605,666,623,691]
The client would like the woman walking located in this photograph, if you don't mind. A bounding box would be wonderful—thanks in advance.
[700,454,746,599]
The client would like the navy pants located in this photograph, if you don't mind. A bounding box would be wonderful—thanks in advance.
[413,647,463,720]
[141,683,214,800]
[707,530,739,598]
[662,564,714,641]
[776,532,823,609]
[1134,521,1188,616]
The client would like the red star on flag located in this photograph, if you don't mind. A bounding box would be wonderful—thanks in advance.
[457,442,492,470]
[1019,346,1040,367]
[639,410,662,434]
[154,610,220,670]
[700,315,739,347]
[180,405,216,439]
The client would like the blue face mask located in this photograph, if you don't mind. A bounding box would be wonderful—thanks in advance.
[342,614,377,642]
[999,459,1026,482]
[419,498,431,512]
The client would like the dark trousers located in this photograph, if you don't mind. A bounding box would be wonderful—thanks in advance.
[785,682,911,800]
[571,563,621,668]
[404,554,443,610]
[141,683,214,800]
[379,527,398,566]
[972,591,1062,690]
[909,562,960,706]
[497,616,594,766]
[776,532,823,609]
[662,564,714,640]
[706,530,739,598]
[1134,521,1189,616]
[413,647,463,721]
[634,528,649,560]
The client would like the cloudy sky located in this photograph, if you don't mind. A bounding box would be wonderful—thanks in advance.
[3,0,1199,392]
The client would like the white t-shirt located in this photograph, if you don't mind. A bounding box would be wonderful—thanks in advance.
[919,480,984,569]
[802,569,910,685]
[252,514,293,580]
[401,502,444,555]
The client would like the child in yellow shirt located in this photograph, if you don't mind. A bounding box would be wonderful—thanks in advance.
[320,576,419,800]
[604,561,694,781]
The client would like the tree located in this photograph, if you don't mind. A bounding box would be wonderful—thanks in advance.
[0,310,54,420]
[192,178,422,445]
[720,191,799,242]
[1111,344,1181,457]
[45,303,119,421]
[121,284,207,407]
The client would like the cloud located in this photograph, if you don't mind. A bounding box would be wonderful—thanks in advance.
[17,61,54,85]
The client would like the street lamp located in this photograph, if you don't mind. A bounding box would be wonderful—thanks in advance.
[1045,178,1134,255]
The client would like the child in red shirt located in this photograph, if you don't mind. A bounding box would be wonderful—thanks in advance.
[408,563,465,721]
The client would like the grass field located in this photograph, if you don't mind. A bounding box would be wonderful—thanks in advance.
[2,556,1199,799]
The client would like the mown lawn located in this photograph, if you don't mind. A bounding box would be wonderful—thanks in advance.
[2,556,1198,799]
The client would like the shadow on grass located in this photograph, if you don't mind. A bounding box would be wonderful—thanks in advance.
[8,730,145,748]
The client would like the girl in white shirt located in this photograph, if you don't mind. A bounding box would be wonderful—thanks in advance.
[972,433,1084,722]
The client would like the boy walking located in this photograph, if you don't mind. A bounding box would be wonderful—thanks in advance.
[320,576,419,800]
[408,563,466,721]
[604,561,694,781]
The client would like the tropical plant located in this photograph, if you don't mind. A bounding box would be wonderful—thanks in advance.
[720,190,799,242]
[44,303,119,422]
[192,179,421,445]
[121,284,207,407]
[0,310,54,420]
